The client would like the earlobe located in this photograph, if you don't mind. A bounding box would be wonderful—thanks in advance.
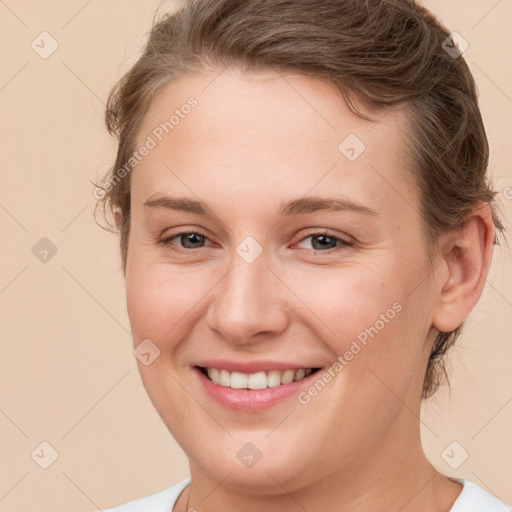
[432,202,495,333]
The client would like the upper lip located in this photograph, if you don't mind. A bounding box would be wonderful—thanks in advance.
[194,359,323,374]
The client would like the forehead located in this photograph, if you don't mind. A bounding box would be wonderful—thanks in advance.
[131,67,418,221]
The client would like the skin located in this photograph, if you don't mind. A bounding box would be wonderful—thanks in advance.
[119,67,495,511]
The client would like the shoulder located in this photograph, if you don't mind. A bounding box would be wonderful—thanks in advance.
[102,478,191,512]
[449,478,511,512]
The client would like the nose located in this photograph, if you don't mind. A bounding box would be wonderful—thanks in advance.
[205,251,289,346]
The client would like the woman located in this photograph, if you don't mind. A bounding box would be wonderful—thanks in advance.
[95,0,510,510]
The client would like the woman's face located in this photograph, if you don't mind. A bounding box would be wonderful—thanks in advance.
[125,67,441,490]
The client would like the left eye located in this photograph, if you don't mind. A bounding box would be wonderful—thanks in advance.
[295,232,353,252]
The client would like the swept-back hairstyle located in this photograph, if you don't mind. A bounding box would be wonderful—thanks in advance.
[95,0,505,399]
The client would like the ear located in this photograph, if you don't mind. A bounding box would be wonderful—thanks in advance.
[432,202,495,333]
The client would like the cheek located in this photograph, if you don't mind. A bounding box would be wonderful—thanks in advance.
[288,261,400,335]
[125,255,216,353]
[289,259,428,388]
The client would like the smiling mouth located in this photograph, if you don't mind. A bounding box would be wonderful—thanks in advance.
[195,366,322,390]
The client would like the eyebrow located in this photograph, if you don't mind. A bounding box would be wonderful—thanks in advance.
[143,195,379,218]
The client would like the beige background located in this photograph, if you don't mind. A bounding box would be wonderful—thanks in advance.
[0,1,511,510]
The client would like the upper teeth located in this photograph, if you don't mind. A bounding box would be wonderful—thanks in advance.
[205,368,313,389]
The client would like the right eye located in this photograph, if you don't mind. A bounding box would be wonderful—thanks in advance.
[158,231,213,252]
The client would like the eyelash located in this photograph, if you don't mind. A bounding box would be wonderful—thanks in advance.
[157,229,354,255]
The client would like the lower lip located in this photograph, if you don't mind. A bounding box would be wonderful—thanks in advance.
[193,367,319,412]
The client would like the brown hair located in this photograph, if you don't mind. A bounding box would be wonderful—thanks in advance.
[95,0,506,399]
